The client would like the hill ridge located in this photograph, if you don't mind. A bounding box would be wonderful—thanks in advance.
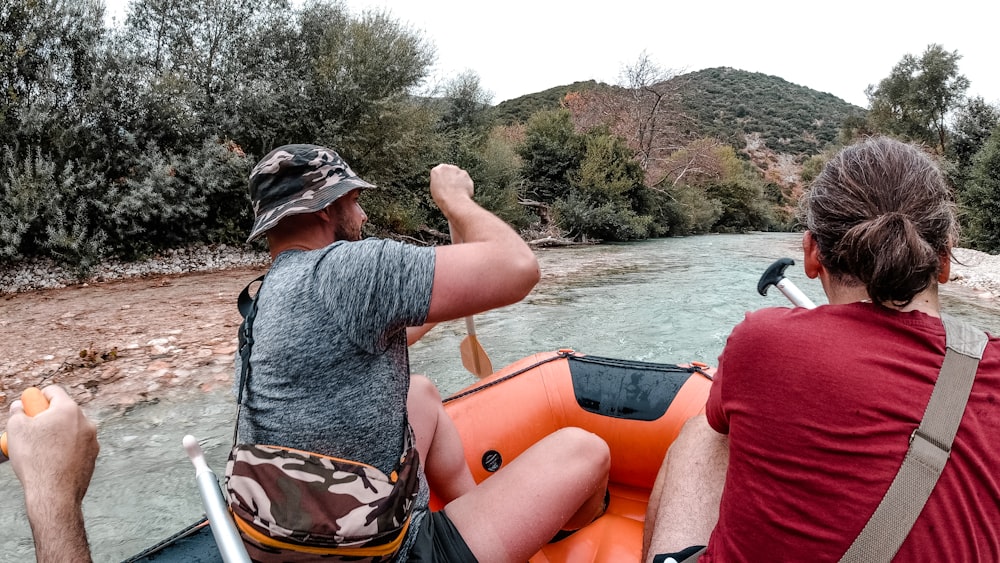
[491,66,866,158]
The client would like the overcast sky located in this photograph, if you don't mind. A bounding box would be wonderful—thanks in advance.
[103,0,999,109]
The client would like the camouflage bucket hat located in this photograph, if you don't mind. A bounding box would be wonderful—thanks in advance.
[246,144,375,242]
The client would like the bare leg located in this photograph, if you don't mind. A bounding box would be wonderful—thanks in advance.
[642,415,728,563]
[443,427,610,563]
[407,374,476,503]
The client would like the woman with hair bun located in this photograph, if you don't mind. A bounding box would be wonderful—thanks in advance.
[644,136,1000,562]
[802,135,960,309]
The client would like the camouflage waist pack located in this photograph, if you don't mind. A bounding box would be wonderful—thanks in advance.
[225,427,420,562]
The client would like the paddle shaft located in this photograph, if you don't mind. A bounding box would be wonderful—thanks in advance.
[183,435,251,563]
[0,387,51,462]
[775,277,817,309]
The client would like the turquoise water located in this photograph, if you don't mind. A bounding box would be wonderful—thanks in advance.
[0,232,996,561]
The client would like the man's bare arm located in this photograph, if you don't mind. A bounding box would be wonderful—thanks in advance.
[9,386,98,563]
[425,164,540,323]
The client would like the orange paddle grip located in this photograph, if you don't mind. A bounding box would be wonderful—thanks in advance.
[1,387,51,458]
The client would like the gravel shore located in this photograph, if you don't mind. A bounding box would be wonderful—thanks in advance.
[0,244,271,294]
[1,243,999,297]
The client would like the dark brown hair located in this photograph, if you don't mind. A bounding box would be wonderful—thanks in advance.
[799,136,958,306]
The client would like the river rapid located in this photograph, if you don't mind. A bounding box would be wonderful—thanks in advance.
[1,232,997,561]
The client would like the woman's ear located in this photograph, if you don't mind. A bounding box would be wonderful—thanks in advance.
[803,231,823,279]
[938,253,952,284]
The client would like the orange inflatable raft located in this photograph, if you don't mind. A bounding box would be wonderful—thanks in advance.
[432,349,714,563]
[126,349,713,562]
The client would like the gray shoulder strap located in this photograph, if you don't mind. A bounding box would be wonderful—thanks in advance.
[840,314,988,562]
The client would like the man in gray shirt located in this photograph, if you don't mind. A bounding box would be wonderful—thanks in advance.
[232,144,610,562]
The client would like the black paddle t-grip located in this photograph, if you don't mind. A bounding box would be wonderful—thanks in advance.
[757,258,795,296]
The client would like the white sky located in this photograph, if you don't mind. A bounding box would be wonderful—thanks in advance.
[103,0,999,109]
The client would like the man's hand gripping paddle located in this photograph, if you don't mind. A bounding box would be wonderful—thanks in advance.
[449,224,494,378]
[0,387,50,463]
[757,258,817,309]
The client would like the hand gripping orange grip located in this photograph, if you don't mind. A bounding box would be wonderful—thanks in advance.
[0,387,51,459]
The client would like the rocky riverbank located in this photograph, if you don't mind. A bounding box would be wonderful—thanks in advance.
[0,244,271,294]
[950,248,1000,297]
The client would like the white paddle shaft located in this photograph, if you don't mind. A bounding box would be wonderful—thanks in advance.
[776,278,817,309]
[183,435,251,563]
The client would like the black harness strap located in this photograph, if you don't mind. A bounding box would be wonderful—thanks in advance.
[233,274,265,445]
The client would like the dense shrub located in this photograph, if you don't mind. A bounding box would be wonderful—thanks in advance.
[660,184,723,236]
[0,147,55,259]
[553,193,653,241]
[705,180,776,233]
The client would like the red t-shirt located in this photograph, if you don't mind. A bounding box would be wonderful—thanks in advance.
[703,303,1000,561]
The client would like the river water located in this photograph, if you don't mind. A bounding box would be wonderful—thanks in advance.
[1,232,997,562]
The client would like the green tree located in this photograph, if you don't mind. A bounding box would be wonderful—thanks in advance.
[121,0,194,71]
[799,154,827,185]
[438,71,494,136]
[120,0,292,147]
[456,128,532,233]
[518,109,586,203]
[0,0,110,265]
[297,5,433,149]
[960,127,1000,252]
[115,0,439,244]
[652,139,776,234]
[0,0,105,155]
[949,97,1000,167]
[365,72,510,241]
[865,44,969,152]
[433,71,498,179]
[555,131,652,241]
[553,192,650,242]
[947,97,1000,197]
[105,138,251,256]
[0,0,445,267]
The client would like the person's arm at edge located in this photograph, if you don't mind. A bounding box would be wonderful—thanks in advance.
[24,487,92,563]
[425,164,540,322]
[9,386,97,563]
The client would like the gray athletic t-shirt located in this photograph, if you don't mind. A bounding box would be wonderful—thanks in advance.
[234,237,436,559]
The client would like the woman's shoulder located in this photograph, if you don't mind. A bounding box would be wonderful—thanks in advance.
[732,304,871,344]
[739,305,810,329]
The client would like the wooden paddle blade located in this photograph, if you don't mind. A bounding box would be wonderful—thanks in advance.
[460,335,494,378]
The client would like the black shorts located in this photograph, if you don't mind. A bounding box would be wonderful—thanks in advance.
[653,545,707,563]
[407,509,478,562]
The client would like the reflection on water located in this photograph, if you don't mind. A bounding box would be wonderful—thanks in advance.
[0,232,996,561]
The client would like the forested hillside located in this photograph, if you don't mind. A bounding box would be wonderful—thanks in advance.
[671,67,865,155]
[490,81,604,126]
[492,67,865,157]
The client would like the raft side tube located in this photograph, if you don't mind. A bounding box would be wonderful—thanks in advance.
[438,350,713,491]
